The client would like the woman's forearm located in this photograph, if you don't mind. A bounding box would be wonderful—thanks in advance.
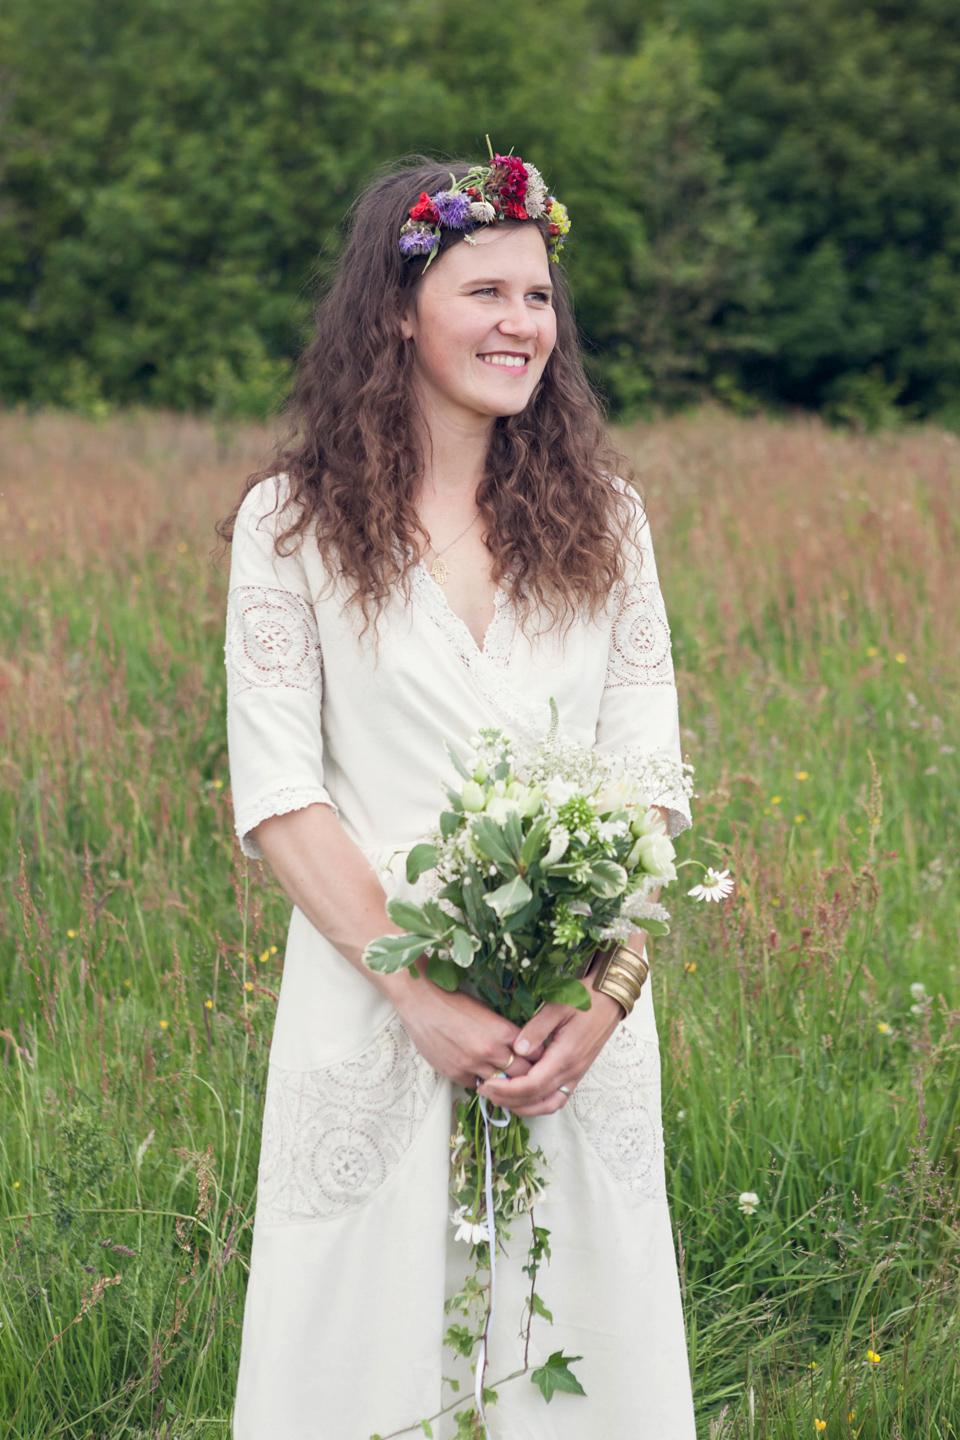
[252,803,419,1008]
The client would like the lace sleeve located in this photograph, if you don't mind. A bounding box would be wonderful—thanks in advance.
[225,483,335,858]
[595,503,691,837]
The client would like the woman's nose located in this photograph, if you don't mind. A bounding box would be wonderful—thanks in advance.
[498,298,538,339]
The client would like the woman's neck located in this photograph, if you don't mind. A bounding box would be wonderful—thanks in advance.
[416,395,493,505]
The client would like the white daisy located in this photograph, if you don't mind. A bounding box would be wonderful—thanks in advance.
[687,868,734,902]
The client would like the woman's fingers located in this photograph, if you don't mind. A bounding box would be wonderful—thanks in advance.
[511,1002,573,1059]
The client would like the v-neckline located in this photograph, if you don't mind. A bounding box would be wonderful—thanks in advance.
[414,559,512,662]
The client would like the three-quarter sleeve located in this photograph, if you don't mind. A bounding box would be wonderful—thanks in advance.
[225,479,335,858]
[595,496,691,838]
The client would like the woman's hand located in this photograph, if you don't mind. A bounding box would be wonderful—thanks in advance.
[476,989,623,1116]
[395,981,533,1089]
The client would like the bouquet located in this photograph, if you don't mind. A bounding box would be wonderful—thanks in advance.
[363,713,696,1438]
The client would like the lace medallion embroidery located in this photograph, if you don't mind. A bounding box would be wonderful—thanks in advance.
[605,580,675,690]
[257,1014,439,1224]
[572,1024,666,1201]
[226,585,322,696]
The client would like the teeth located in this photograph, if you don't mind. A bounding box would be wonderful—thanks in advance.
[480,354,528,368]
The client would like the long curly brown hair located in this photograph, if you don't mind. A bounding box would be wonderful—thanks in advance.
[221,158,634,626]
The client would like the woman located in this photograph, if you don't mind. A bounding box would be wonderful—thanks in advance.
[223,154,695,1438]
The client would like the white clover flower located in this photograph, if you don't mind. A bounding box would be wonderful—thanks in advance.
[738,1191,760,1216]
[542,826,570,866]
[687,868,734,902]
[451,1205,490,1246]
[910,981,927,1002]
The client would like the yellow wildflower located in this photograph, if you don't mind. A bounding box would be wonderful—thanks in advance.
[848,1414,856,1424]
[177,541,188,554]
[684,962,697,974]
[814,1422,826,1434]
[67,929,77,938]
[795,814,805,824]
[771,795,781,805]
[259,949,270,963]
[876,1022,890,1035]
[866,646,879,657]
[124,978,131,987]
[867,1348,881,1364]
[270,945,278,955]
[808,1360,819,1370]
[213,778,224,789]
[159,1020,169,1030]
[204,999,213,1010]
[245,981,254,992]
[795,770,809,780]
[894,653,906,664]
[14,1180,20,1189]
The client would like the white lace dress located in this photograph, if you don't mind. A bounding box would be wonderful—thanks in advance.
[226,478,696,1440]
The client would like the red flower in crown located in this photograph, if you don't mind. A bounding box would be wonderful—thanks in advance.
[504,200,529,221]
[409,191,439,223]
[493,154,528,201]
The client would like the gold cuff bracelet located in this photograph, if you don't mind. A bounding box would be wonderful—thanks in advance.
[591,945,650,1017]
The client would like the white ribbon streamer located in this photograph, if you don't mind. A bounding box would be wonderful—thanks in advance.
[475,1094,510,1435]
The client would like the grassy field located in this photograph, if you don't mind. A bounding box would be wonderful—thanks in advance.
[1,409,959,1439]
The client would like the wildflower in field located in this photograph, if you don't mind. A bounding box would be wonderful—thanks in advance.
[795,814,805,824]
[13,1180,19,1189]
[159,1020,168,1030]
[676,1110,685,1121]
[814,1421,826,1433]
[245,981,254,992]
[204,999,213,1010]
[687,868,734,902]
[876,1021,891,1034]
[795,770,809,780]
[67,929,77,938]
[866,646,879,657]
[684,962,697,974]
[808,1360,819,1370]
[738,1191,760,1216]
[895,653,906,664]
[910,982,927,1010]
[771,795,781,805]
[177,541,188,553]
[259,949,270,963]
[848,1413,856,1423]
[866,1349,880,1364]
[213,778,224,789]
[124,978,131,987]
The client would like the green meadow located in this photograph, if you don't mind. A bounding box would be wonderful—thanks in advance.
[1,410,958,1438]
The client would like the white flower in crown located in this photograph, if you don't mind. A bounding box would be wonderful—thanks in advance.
[687,868,734,903]
[523,165,549,218]
[451,1205,490,1246]
[468,199,497,223]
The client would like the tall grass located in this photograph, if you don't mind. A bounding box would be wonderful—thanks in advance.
[1,409,958,1438]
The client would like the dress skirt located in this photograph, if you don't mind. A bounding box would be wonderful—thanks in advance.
[232,906,696,1440]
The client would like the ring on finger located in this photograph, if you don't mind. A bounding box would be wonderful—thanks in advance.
[557,1084,572,1097]
[502,1052,516,1071]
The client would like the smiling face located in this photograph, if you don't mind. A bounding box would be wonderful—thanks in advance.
[400,223,558,430]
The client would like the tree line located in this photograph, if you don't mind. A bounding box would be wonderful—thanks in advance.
[1,0,959,423]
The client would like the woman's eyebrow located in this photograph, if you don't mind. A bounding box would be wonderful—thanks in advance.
[461,277,554,291]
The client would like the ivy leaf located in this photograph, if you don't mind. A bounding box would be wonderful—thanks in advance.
[406,843,439,884]
[426,954,461,991]
[362,933,430,973]
[540,977,592,1010]
[530,1291,554,1323]
[451,927,481,968]
[421,1421,434,1437]
[483,874,533,920]
[444,1323,477,1358]
[530,1351,586,1403]
[586,859,628,898]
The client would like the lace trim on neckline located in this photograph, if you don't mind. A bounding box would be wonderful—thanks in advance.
[409,562,551,744]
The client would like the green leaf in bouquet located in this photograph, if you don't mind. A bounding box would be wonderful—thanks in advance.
[530,1351,586,1403]
[641,917,671,936]
[386,898,440,935]
[441,783,464,812]
[445,744,475,783]
[451,927,481,968]
[406,843,439,884]
[471,816,519,872]
[520,814,551,869]
[586,859,628,898]
[502,808,525,859]
[502,894,542,933]
[426,954,462,991]
[439,880,465,908]
[363,933,431,973]
[483,874,534,919]
[540,977,592,1010]
[440,810,461,839]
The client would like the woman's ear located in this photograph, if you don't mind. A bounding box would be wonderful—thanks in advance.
[400,293,417,343]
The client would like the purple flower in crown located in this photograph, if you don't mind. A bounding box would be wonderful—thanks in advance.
[399,227,440,257]
[431,190,471,228]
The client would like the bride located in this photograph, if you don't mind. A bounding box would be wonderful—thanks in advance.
[223,152,695,1438]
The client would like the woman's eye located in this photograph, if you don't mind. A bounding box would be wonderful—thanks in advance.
[527,292,550,304]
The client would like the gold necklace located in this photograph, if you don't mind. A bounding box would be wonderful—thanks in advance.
[426,510,479,585]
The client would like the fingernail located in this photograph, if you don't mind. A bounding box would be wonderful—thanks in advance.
[515,1038,531,1055]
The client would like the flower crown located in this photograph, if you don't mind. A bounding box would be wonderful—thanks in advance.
[399,143,571,267]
